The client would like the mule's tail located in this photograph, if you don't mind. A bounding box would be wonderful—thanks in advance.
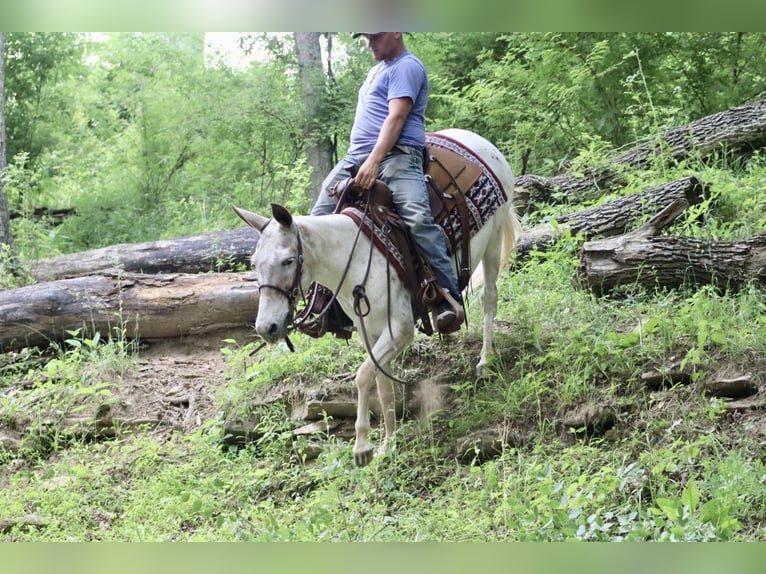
[500,201,522,270]
[469,201,522,291]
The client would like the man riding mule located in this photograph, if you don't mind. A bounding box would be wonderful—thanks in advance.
[310,32,464,334]
[230,33,521,467]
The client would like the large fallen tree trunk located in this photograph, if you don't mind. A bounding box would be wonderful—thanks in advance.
[577,199,766,294]
[29,227,259,282]
[514,97,766,212]
[0,271,260,352]
[27,178,707,280]
[515,176,707,258]
[579,232,766,294]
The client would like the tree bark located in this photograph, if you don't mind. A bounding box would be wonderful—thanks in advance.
[30,226,259,282]
[0,32,13,253]
[514,97,766,213]
[577,203,766,295]
[0,271,260,351]
[515,176,707,258]
[294,32,334,203]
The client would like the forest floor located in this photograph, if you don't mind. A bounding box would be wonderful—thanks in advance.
[84,323,766,462]
[114,329,247,437]
[3,317,766,464]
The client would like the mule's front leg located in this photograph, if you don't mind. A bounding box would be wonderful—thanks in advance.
[353,359,377,467]
[375,373,397,457]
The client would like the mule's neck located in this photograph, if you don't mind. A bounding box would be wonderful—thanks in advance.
[297,213,362,292]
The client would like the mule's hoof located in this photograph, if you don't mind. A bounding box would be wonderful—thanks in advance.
[375,439,396,458]
[475,364,490,379]
[354,446,374,467]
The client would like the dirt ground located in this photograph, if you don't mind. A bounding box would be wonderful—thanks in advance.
[70,323,766,455]
[114,327,258,435]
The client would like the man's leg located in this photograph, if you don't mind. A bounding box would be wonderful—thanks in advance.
[381,148,463,330]
[308,155,365,335]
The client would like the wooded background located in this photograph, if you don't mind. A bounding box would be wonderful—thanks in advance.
[3,34,766,542]
[2,33,766,260]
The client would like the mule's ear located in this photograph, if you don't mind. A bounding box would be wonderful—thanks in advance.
[231,205,269,232]
[271,203,293,228]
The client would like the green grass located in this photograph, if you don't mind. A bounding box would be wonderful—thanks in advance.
[1,422,763,541]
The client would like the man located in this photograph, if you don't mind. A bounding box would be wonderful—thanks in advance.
[311,32,463,332]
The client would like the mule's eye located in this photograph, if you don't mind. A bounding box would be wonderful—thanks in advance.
[282,257,295,267]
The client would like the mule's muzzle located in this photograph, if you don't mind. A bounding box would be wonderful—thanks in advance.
[256,317,289,344]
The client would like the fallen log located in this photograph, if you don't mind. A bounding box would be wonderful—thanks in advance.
[515,97,766,212]
[29,227,259,282]
[577,198,766,294]
[10,206,78,226]
[515,176,707,258]
[0,271,260,351]
[24,177,705,280]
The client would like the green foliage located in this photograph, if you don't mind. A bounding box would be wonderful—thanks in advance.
[5,32,766,253]
[3,33,86,163]
[0,326,135,461]
[416,33,766,175]
[218,334,366,420]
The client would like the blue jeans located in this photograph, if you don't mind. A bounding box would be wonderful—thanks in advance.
[311,146,462,303]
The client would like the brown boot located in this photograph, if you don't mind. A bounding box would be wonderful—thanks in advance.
[433,299,464,334]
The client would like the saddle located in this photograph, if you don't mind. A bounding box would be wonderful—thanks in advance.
[294,143,483,340]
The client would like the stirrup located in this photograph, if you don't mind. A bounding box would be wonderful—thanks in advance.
[432,289,464,334]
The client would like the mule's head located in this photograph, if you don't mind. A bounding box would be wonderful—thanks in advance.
[232,203,302,344]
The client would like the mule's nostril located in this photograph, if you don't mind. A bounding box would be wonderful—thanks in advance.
[268,323,278,336]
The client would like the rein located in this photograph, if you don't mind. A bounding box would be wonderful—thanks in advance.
[346,202,411,387]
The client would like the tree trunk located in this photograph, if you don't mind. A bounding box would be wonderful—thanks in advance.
[0,271,260,351]
[0,32,14,254]
[10,206,77,225]
[30,227,259,282]
[577,200,766,294]
[294,32,334,203]
[514,97,766,213]
[515,176,707,258]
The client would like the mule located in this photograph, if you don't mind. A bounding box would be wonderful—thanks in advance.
[232,128,521,467]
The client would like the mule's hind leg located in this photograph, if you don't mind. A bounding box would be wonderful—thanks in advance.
[477,236,503,378]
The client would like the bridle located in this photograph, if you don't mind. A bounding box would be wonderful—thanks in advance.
[252,218,304,352]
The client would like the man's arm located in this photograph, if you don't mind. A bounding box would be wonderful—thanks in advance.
[353,97,413,190]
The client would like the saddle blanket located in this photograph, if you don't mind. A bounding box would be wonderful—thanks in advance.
[341,132,509,285]
[426,131,508,246]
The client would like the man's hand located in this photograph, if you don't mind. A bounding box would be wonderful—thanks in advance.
[354,156,381,190]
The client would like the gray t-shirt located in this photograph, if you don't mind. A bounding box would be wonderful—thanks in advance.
[348,50,428,154]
